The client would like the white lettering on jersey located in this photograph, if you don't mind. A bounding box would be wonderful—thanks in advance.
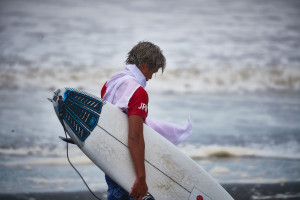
[138,103,148,112]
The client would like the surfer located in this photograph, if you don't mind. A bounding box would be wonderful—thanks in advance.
[101,41,192,200]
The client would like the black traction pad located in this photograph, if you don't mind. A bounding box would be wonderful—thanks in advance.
[62,89,103,142]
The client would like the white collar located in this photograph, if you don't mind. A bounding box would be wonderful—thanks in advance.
[124,64,146,88]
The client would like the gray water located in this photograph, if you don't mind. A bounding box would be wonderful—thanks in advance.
[0,89,299,193]
[0,0,300,195]
[1,0,300,69]
[1,0,300,92]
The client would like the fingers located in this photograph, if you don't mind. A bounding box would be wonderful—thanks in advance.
[129,190,141,200]
[130,190,147,200]
[129,188,137,199]
[129,187,136,197]
[130,178,148,200]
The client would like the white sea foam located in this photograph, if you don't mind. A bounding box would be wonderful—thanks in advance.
[2,155,92,167]
[180,144,259,158]
[179,144,300,160]
[252,193,300,200]
[209,166,230,174]
[1,0,300,95]
[0,146,64,156]
[25,177,81,185]
[1,66,300,93]
[1,142,299,165]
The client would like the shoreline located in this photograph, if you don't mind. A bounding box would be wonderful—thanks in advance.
[1,182,299,200]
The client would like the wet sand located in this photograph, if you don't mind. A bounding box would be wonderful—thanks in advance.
[1,182,299,200]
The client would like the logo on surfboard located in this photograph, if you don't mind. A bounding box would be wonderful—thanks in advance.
[189,188,212,200]
[89,116,96,126]
[197,195,204,200]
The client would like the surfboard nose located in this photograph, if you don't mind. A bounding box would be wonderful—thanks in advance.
[50,88,83,147]
[50,88,103,148]
[50,88,64,113]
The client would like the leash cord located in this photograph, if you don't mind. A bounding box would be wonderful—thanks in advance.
[58,96,102,200]
[63,130,102,200]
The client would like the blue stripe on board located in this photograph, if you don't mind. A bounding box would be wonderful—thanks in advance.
[64,89,103,114]
[65,98,99,131]
[63,108,91,142]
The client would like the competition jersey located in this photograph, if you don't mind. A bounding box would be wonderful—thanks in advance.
[101,82,148,121]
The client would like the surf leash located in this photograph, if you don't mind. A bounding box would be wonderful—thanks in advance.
[57,96,103,200]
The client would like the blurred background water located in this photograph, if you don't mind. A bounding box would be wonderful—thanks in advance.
[0,0,300,198]
[1,0,300,92]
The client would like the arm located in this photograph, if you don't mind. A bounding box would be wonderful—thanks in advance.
[128,115,148,200]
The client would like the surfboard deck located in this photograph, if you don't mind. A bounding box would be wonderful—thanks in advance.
[50,88,234,200]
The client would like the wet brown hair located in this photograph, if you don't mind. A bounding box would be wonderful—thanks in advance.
[125,41,166,73]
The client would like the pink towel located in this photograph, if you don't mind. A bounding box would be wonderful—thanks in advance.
[103,64,192,145]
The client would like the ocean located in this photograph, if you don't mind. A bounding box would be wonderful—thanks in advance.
[0,0,300,199]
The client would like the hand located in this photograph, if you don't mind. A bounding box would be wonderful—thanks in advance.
[130,177,148,200]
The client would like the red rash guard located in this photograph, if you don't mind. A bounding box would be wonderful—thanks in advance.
[101,82,148,121]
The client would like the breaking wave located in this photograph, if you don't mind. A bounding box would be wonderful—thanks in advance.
[1,143,299,166]
[1,66,300,93]
[180,144,300,161]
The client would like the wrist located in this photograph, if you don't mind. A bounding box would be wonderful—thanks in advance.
[137,175,146,181]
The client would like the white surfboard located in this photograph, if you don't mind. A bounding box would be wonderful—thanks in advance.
[50,88,234,200]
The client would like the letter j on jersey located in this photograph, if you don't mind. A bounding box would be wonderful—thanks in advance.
[138,103,148,112]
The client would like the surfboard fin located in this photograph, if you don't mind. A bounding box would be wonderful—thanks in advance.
[47,98,53,102]
[59,136,75,144]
